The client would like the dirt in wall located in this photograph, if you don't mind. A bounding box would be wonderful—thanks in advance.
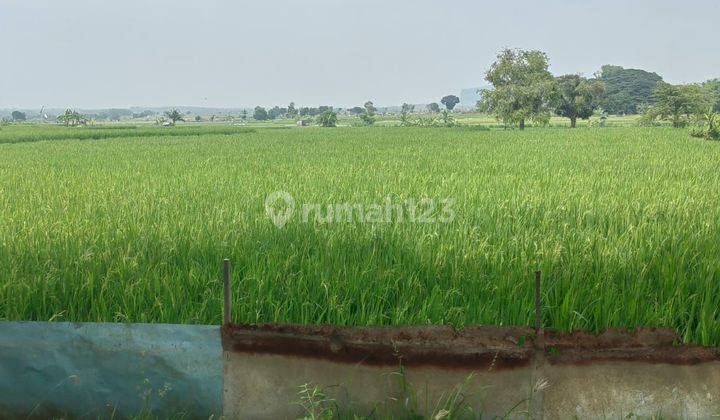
[222,323,720,369]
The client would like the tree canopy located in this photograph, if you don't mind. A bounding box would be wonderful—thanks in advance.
[643,82,714,127]
[286,102,297,119]
[316,109,338,127]
[11,111,26,122]
[164,109,184,124]
[427,103,440,113]
[598,65,662,114]
[253,106,268,121]
[554,75,605,127]
[57,109,86,126]
[441,95,460,111]
[360,101,376,125]
[480,48,555,129]
[703,79,720,112]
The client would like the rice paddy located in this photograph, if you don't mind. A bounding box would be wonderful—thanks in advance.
[1,124,719,345]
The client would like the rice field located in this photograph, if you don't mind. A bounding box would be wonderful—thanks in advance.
[1,124,719,345]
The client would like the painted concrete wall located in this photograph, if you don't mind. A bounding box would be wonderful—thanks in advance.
[0,322,222,419]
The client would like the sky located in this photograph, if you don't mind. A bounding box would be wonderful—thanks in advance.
[1,0,719,109]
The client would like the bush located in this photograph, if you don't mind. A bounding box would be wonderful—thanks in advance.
[690,112,719,140]
[359,112,375,126]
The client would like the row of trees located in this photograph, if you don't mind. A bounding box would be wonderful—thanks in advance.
[642,82,719,139]
[480,49,604,129]
[249,95,463,125]
[252,103,337,121]
[480,48,719,130]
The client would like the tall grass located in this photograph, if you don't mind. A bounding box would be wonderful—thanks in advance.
[0,126,718,345]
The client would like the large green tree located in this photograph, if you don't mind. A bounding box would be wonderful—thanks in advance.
[286,102,298,119]
[11,111,26,122]
[598,65,662,114]
[480,48,555,129]
[360,101,376,125]
[554,75,605,128]
[164,109,185,125]
[253,106,268,121]
[644,82,713,127]
[441,95,460,111]
[316,109,337,127]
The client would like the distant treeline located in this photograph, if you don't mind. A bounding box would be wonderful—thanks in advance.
[4,62,717,124]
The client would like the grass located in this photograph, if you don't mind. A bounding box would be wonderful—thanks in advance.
[0,123,255,144]
[0,124,719,345]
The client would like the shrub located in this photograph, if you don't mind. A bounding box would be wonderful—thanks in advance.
[690,111,719,140]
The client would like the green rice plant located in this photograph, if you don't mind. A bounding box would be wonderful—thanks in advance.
[0,125,719,345]
[0,124,254,144]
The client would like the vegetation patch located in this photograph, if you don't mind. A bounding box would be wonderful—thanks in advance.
[1,126,719,345]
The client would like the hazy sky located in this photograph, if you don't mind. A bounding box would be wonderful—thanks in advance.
[2,0,719,109]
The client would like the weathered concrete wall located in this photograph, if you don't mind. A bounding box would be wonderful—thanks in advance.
[223,352,534,419]
[2,322,719,418]
[222,324,720,419]
[0,322,222,419]
[543,361,720,418]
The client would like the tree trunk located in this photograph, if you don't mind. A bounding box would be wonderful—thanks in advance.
[519,119,525,130]
[570,116,577,128]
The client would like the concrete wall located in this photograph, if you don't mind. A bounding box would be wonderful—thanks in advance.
[222,324,720,419]
[223,352,720,418]
[1,322,719,418]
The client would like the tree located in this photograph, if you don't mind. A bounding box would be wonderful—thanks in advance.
[598,65,663,114]
[554,75,605,128]
[57,109,86,126]
[240,109,248,120]
[441,95,460,111]
[427,102,440,113]
[480,48,555,129]
[643,82,713,127]
[164,109,184,125]
[347,106,364,115]
[253,106,268,121]
[11,111,26,122]
[268,106,287,120]
[194,115,202,122]
[316,109,337,127]
[360,101,376,125]
[286,102,298,118]
[702,79,720,112]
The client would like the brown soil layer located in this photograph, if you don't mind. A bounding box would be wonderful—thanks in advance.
[222,324,720,368]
